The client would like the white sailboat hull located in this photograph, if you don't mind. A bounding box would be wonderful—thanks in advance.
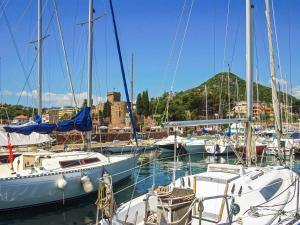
[205,143,233,155]
[107,145,156,153]
[184,144,206,153]
[0,155,137,211]
[184,139,207,153]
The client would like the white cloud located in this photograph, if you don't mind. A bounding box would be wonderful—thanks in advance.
[276,78,287,85]
[292,86,300,99]
[269,78,287,85]
[16,90,104,107]
[0,90,13,96]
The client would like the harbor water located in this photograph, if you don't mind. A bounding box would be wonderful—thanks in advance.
[0,150,298,225]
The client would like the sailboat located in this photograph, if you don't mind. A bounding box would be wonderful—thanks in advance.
[98,1,300,224]
[0,0,137,211]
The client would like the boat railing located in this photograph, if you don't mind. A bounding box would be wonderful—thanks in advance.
[192,194,234,225]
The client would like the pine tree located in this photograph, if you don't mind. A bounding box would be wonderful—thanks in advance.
[136,93,143,115]
[142,90,150,116]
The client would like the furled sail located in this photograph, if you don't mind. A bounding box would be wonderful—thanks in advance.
[4,107,92,135]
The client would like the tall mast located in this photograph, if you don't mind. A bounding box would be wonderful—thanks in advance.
[86,0,94,151]
[265,0,282,156]
[131,53,134,112]
[256,68,260,122]
[37,0,42,116]
[285,79,289,131]
[109,0,138,145]
[236,78,240,118]
[245,0,254,166]
[205,84,208,120]
[227,64,231,118]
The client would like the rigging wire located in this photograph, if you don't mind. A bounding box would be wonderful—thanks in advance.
[150,0,187,122]
[15,9,56,107]
[229,10,241,67]
[14,0,33,30]
[0,0,10,20]
[48,6,70,103]
[1,0,51,108]
[104,0,109,95]
[271,0,285,125]
[218,0,231,119]
[53,0,78,109]
[164,0,195,122]
[93,44,102,105]
[71,0,79,68]
[78,29,88,104]
[287,1,293,123]
[213,2,216,75]
[253,16,261,122]
[1,7,33,93]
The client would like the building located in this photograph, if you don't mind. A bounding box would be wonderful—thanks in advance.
[44,107,75,123]
[107,91,121,103]
[41,113,50,123]
[111,101,127,127]
[253,106,273,117]
[229,101,274,118]
[94,91,130,128]
[12,115,29,125]
[229,101,247,117]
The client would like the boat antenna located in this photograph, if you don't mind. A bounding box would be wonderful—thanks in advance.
[109,0,138,146]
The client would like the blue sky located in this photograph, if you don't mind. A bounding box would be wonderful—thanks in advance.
[0,0,299,108]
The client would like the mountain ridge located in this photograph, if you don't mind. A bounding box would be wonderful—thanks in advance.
[150,72,300,121]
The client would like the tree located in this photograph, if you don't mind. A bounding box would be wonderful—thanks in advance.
[136,93,143,116]
[102,101,111,118]
[81,99,88,108]
[60,113,71,121]
[142,90,150,116]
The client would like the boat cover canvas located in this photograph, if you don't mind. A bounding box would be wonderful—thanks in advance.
[0,132,52,146]
[3,107,92,135]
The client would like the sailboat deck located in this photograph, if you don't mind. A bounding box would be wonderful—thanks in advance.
[0,151,136,180]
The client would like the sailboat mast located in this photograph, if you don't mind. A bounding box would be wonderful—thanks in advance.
[265,0,282,155]
[285,79,289,131]
[205,84,208,120]
[37,0,42,116]
[255,68,260,122]
[227,64,231,119]
[131,53,134,112]
[236,78,240,118]
[246,0,254,166]
[109,0,138,145]
[86,0,94,151]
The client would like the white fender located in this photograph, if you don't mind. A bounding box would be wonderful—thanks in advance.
[57,177,67,190]
[81,175,93,193]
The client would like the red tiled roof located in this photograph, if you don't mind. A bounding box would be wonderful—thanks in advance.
[14,115,29,119]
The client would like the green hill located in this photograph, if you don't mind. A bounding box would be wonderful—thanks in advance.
[150,72,300,121]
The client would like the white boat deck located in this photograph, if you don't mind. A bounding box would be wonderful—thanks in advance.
[0,151,135,179]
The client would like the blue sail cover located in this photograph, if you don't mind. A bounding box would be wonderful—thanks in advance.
[4,107,92,135]
[34,114,42,124]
